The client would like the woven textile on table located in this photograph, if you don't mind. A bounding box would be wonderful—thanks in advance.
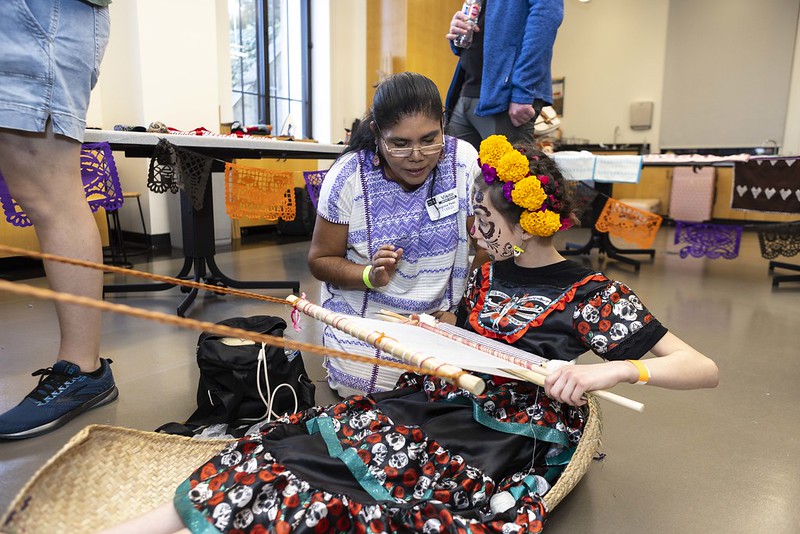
[302,170,327,209]
[757,221,800,259]
[732,159,800,214]
[673,221,742,260]
[595,197,663,248]
[224,162,296,221]
[0,142,122,228]
[669,166,715,222]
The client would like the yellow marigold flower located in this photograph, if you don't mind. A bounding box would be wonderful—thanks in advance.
[520,209,562,237]
[496,149,530,183]
[479,135,513,168]
[511,176,546,210]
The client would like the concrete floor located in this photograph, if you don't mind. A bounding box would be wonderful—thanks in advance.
[1,227,799,533]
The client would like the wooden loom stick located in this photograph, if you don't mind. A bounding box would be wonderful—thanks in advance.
[412,316,645,413]
[0,279,467,382]
[287,295,486,395]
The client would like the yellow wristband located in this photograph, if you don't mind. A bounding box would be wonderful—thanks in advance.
[627,359,651,385]
[362,265,374,289]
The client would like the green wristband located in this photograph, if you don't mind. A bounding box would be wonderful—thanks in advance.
[362,265,374,289]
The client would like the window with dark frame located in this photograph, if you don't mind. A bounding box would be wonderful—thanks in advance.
[229,0,311,139]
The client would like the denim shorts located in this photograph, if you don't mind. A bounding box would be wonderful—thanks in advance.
[0,0,110,142]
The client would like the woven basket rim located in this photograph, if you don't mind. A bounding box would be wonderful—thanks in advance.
[543,395,603,511]
[1,425,234,534]
[2,398,602,532]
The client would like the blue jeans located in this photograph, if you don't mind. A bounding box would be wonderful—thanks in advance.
[0,0,110,142]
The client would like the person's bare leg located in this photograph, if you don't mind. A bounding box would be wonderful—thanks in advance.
[97,502,188,534]
[0,124,102,372]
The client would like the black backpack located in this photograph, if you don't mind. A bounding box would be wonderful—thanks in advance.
[158,316,316,435]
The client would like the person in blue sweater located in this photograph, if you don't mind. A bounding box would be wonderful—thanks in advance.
[445,0,564,149]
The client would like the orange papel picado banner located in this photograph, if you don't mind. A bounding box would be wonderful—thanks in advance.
[595,197,663,249]
[224,163,296,221]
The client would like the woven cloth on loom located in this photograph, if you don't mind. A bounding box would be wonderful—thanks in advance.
[669,166,715,222]
[224,162,296,221]
[732,159,800,214]
[595,197,663,248]
[0,142,123,228]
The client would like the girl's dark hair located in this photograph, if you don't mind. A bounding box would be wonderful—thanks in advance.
[344,72,443,157]
[474,145,578,231]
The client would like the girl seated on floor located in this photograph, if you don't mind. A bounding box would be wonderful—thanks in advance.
[104,136,718,534]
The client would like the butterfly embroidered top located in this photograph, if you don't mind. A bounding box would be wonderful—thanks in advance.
[456,260,667,362]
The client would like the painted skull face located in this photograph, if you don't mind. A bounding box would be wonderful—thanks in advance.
[188,482,212,503]
[608,322,629,341]
[386,432,406,451]
[388,451,409,469]
[407,441,428,463]
[283,481,299,497]
[590,334,609,353]
[212,503,232,530]
[371,442,388,465]
[238,457,259,474]
[220,450,243,467]
[581,304,600,323]
[304,502,329,527]
[422,518,443,534]
[229,485,254,507]
[368,465,387,485]
[232,509,254,530]
[471,189,518,261]
[413,476,432,499]
[614,299,639,321]
[252,487,279,515]
[351,412,375,430]
[453,490,470,509]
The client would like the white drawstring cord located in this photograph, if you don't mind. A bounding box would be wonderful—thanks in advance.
[255,342,298,423]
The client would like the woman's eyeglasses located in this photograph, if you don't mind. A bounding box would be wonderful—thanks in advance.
[376,125,443,158]
[381,139,443,158]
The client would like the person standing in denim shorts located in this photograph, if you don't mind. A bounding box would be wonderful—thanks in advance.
[0,0,118,440]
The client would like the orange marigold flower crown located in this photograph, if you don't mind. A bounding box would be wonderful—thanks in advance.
[478,135,572,237]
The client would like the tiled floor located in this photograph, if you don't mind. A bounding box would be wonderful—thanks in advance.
[1,227,799,533]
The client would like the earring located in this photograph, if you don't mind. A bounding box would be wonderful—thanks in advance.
[513,245,525,257]
[372,141,381,167]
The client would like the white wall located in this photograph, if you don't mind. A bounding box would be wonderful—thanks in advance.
[552,0,800,154]
[551,0,670,149]
[311,0,367,145]
[783,9,800,155]
[88,0,234,240]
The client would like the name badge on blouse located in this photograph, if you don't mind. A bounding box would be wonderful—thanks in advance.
[425,188,459,221]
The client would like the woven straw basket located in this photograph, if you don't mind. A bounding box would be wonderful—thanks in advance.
[1,397,601,533]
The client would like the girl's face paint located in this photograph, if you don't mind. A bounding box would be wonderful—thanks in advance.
[471,189,517,260]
